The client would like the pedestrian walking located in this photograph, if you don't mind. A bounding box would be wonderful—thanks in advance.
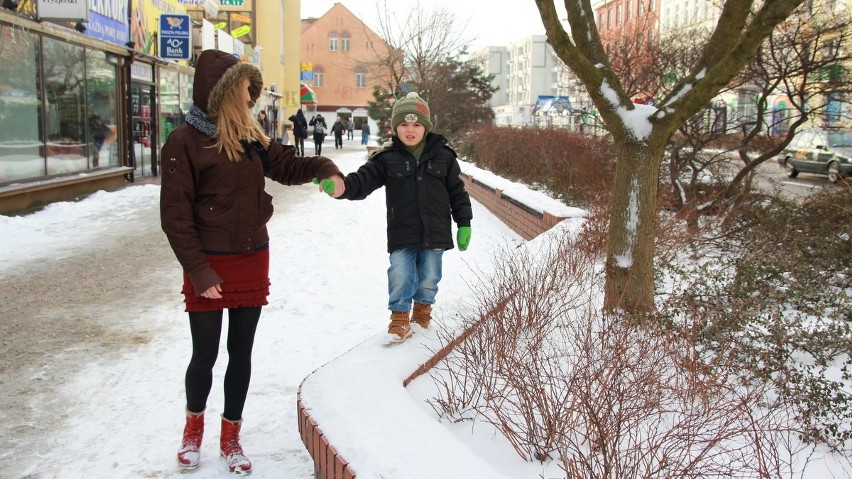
[334,92,472,344]
[289,108,308,156]
[309,114,327,155]
[331,117,345,149]
[347,117,355,140]
[361,121,371,145]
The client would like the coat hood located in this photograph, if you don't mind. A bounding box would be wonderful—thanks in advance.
[192,49,264,115]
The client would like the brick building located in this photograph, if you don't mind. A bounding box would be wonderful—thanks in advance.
[300,3,391,129]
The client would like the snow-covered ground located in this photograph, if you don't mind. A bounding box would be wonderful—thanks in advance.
[1,138,848,478]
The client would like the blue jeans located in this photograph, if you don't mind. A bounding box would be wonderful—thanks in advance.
[387,248,444,312]
[361,132,369,145]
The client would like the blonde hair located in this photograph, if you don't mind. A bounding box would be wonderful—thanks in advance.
[213,78,270,161]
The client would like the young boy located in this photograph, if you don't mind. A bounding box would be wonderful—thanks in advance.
[337,92,473,343]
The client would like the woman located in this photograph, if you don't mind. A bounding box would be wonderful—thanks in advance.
[309,114,327,155]
[160,49,344,475]
[288,108,308,156]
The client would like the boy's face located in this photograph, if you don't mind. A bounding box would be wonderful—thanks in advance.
[396,121,426,147]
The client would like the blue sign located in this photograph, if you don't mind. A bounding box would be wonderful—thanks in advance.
[159,14,191,61]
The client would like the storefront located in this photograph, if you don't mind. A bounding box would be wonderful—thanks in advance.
[0,11,131,213]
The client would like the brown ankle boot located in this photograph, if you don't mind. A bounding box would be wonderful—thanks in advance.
[220,415,252,475]
[177,409,204,470]
[411,302,433,329]
[387,311,412,343]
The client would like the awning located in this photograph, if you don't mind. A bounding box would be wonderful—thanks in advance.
[300,83,317,105]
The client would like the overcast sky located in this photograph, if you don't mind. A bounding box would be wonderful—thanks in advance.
[300,0,550,51]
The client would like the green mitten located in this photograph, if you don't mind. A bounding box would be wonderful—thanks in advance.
[457,226,471,251]
[311,177,336,195]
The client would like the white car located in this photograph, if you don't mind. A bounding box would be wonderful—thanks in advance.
[777,129,852,183]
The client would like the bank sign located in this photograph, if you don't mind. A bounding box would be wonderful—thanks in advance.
[159,14,192,60]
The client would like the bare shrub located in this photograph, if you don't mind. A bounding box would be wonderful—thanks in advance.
[429,227,822,478]
[458,126,614,211]
[658,188,852,451]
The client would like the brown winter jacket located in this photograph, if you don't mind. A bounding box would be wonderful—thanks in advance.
[160,50,341,296]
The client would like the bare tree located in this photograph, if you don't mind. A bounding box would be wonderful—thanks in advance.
[664,8,852,230]
[534,0,806,312]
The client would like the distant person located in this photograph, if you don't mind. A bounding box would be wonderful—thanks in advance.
[289,108,308,156]
[256,109,271,136]
[331,117,345,149]
[347,117,355,140]
[333,92,472,344]
[309,114,328,155]
[160,49,344,476]
[361,121,371,145]
[88,113,109,167]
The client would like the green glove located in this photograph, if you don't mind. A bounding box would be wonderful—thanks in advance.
[311,177,336,195]
[457,226,471,251]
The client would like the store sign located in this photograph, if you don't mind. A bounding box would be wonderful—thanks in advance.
[131,62,154,82]
[219,0,244,5]
[38,0,88,20]
[231,25,250,38]
[159,13,192,60]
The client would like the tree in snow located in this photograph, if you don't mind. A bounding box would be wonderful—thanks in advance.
[534,0,808,312]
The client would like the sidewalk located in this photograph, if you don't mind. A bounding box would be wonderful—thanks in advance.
[0,137,520,478]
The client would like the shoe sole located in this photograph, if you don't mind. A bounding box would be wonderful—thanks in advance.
[385,330,413,345]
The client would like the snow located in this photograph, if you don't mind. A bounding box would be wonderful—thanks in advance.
[2,143,848,478]
[0,144,530,478]
[615,177,640,268]
[599,79,656,141]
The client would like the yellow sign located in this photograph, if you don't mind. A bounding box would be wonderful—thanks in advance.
[231,25,251,38]
[301,62,313,71]
[214,21,227,30]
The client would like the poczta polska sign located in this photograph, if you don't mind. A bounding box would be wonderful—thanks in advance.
[159,14,192,61]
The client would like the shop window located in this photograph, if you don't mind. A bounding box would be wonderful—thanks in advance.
[86,49,119,168]
[0,24,43,182]
[44,37,86,176]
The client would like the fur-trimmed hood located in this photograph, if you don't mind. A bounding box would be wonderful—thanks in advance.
[192,49,263,115]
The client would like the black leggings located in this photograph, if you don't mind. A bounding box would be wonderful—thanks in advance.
[185,307,261,421]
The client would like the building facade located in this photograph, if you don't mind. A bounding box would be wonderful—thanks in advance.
[298,2,391,130]
[0,0,305,214]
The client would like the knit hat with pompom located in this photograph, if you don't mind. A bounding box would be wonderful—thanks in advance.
[391,92,432,133]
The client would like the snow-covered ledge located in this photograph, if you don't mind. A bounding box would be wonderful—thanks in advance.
[297,160,584,478]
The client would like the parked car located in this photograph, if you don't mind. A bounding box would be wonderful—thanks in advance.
[777,128,852,183]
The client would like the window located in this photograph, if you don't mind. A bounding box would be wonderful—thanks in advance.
[0,25,42,182]
[638,0,644,16]
[314,68,324,87]
[341,33,350,52]
[616,4,622,24]
[598,12,604,29]
[607,9,612,27]
[44,38,86,176]
[356,68,367,88]
[626,0,632,20]
[328,33,338,51]
[86,49,119,168]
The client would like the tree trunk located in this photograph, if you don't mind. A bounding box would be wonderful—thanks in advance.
[603,139,665,313]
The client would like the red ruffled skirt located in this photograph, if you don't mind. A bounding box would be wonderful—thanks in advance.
[182,248,270,312]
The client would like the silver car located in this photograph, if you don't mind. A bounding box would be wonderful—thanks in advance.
[777,129,852,183]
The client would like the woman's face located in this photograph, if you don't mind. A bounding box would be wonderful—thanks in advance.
[241,78,251,104]
[396,121,426,147]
